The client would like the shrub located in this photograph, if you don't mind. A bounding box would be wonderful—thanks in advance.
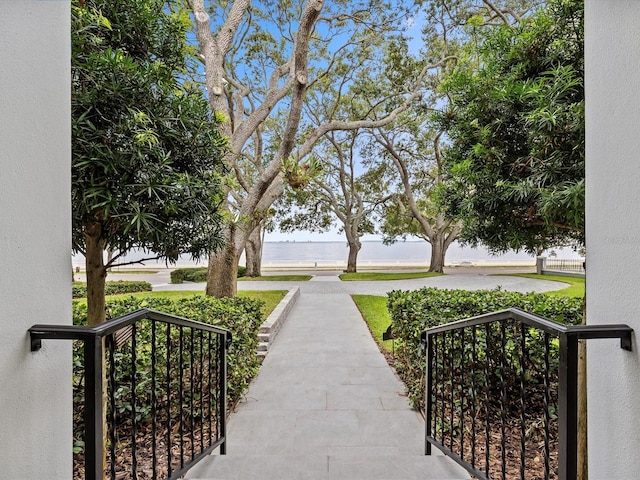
[72,281,152,298]
[170,267,207,283]
[170,266,247,283]
[387,287,583,409]
[72,294,264,419]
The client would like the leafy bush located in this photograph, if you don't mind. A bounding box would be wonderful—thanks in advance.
[170,267,207,283]
[387,287,583,409]
[170,265,246,284]
[72,281,152,298]
[72,294,264,421]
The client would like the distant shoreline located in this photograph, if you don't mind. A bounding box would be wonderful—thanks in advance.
[72,240,581,269]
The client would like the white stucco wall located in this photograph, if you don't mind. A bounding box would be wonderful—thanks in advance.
[585,1,640,478]
[0,1,72,478]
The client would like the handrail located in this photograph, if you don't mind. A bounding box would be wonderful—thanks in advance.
[30,308,232,351]
[421,308,632,350]
[30,308,232,480]
[422,308,633,480]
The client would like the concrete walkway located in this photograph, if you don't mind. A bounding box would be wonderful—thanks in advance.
[186,288,470,480]
[105,269,567,479]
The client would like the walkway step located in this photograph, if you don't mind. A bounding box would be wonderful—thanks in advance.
[187,454,469,480]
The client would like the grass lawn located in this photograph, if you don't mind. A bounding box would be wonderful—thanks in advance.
[76,290,288,318]
[109,269,160,274]
[339,271,442,281]
[351,294,394,352]
[238,275,312,282]
[503,273,585,298]
[74,270,159,274]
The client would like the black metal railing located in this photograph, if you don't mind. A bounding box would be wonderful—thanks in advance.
[30,308,231,480]
[422,308,632,480]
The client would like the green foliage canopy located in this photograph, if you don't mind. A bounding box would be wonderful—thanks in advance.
[71,0,228,265]
[439,0,584,253]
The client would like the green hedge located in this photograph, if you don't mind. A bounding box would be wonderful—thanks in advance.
[170,266,247,284]
[72,294,264,408]
[72,280,152,299]
[387,287,583,409]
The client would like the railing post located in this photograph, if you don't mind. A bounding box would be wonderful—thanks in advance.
[558,333,579,480]
[219,332,230,455]
[84,335,104,480]
[425,331,433,455]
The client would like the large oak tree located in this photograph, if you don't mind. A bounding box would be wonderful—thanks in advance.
[188,0,442,296]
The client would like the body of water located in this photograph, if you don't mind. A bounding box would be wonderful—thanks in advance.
[257,241,580,269]
[77,241,582,270]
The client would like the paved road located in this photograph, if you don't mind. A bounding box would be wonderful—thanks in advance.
[146,269,568,296]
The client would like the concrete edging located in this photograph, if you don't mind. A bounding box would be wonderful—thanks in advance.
[257,287,300,356]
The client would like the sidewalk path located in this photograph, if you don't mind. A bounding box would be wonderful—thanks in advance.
[186,289,470,479]
[152,271,566,478]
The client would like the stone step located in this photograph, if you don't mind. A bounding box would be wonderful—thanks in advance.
[186,453,470,480]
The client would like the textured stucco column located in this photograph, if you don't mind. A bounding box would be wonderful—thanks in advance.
[0,1,72,478]
[585,1,640,478]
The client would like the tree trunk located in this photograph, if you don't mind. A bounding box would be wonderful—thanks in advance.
[84,223,107,326]
[83,223,108,477]
[345,239,361,273]
[206,225,240,297]
[245,226,263,277]
[428,235,446,273]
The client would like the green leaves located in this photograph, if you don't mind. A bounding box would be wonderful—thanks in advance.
[387,287,583,408]
[72,0,227,266]
[440,0,584,253]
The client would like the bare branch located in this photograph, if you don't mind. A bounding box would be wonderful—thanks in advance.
[108,255,164,269]
[296,56,457,159]
[482,0,518,25]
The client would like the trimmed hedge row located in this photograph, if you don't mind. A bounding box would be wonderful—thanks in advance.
[387,287,583,409]
[72,294,264,407]
[170,266,247,284]
[72,280,152,299]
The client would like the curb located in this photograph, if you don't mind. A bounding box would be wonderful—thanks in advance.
[257,287,300,357]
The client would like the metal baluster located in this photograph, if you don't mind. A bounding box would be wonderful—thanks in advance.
[519,324,527,480]
[460,328,466,461]
[471,326,477,469]
[219,333,228,455]
[426,331,433,455]
[166,324,172,478]
[449,331,455,452]
[441,331,446,446]
[190,328,195,461]
[108,337,117,480]
[199,329,204,453]
[543,333,551,480]
[151,321,157,480]
[215,335,221,443]
[208,331,213,445]
[131,323,138,478]
[484,323,491,478]
[500,320,507,480]
[179,327,184,468]
[433,333,439,443]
